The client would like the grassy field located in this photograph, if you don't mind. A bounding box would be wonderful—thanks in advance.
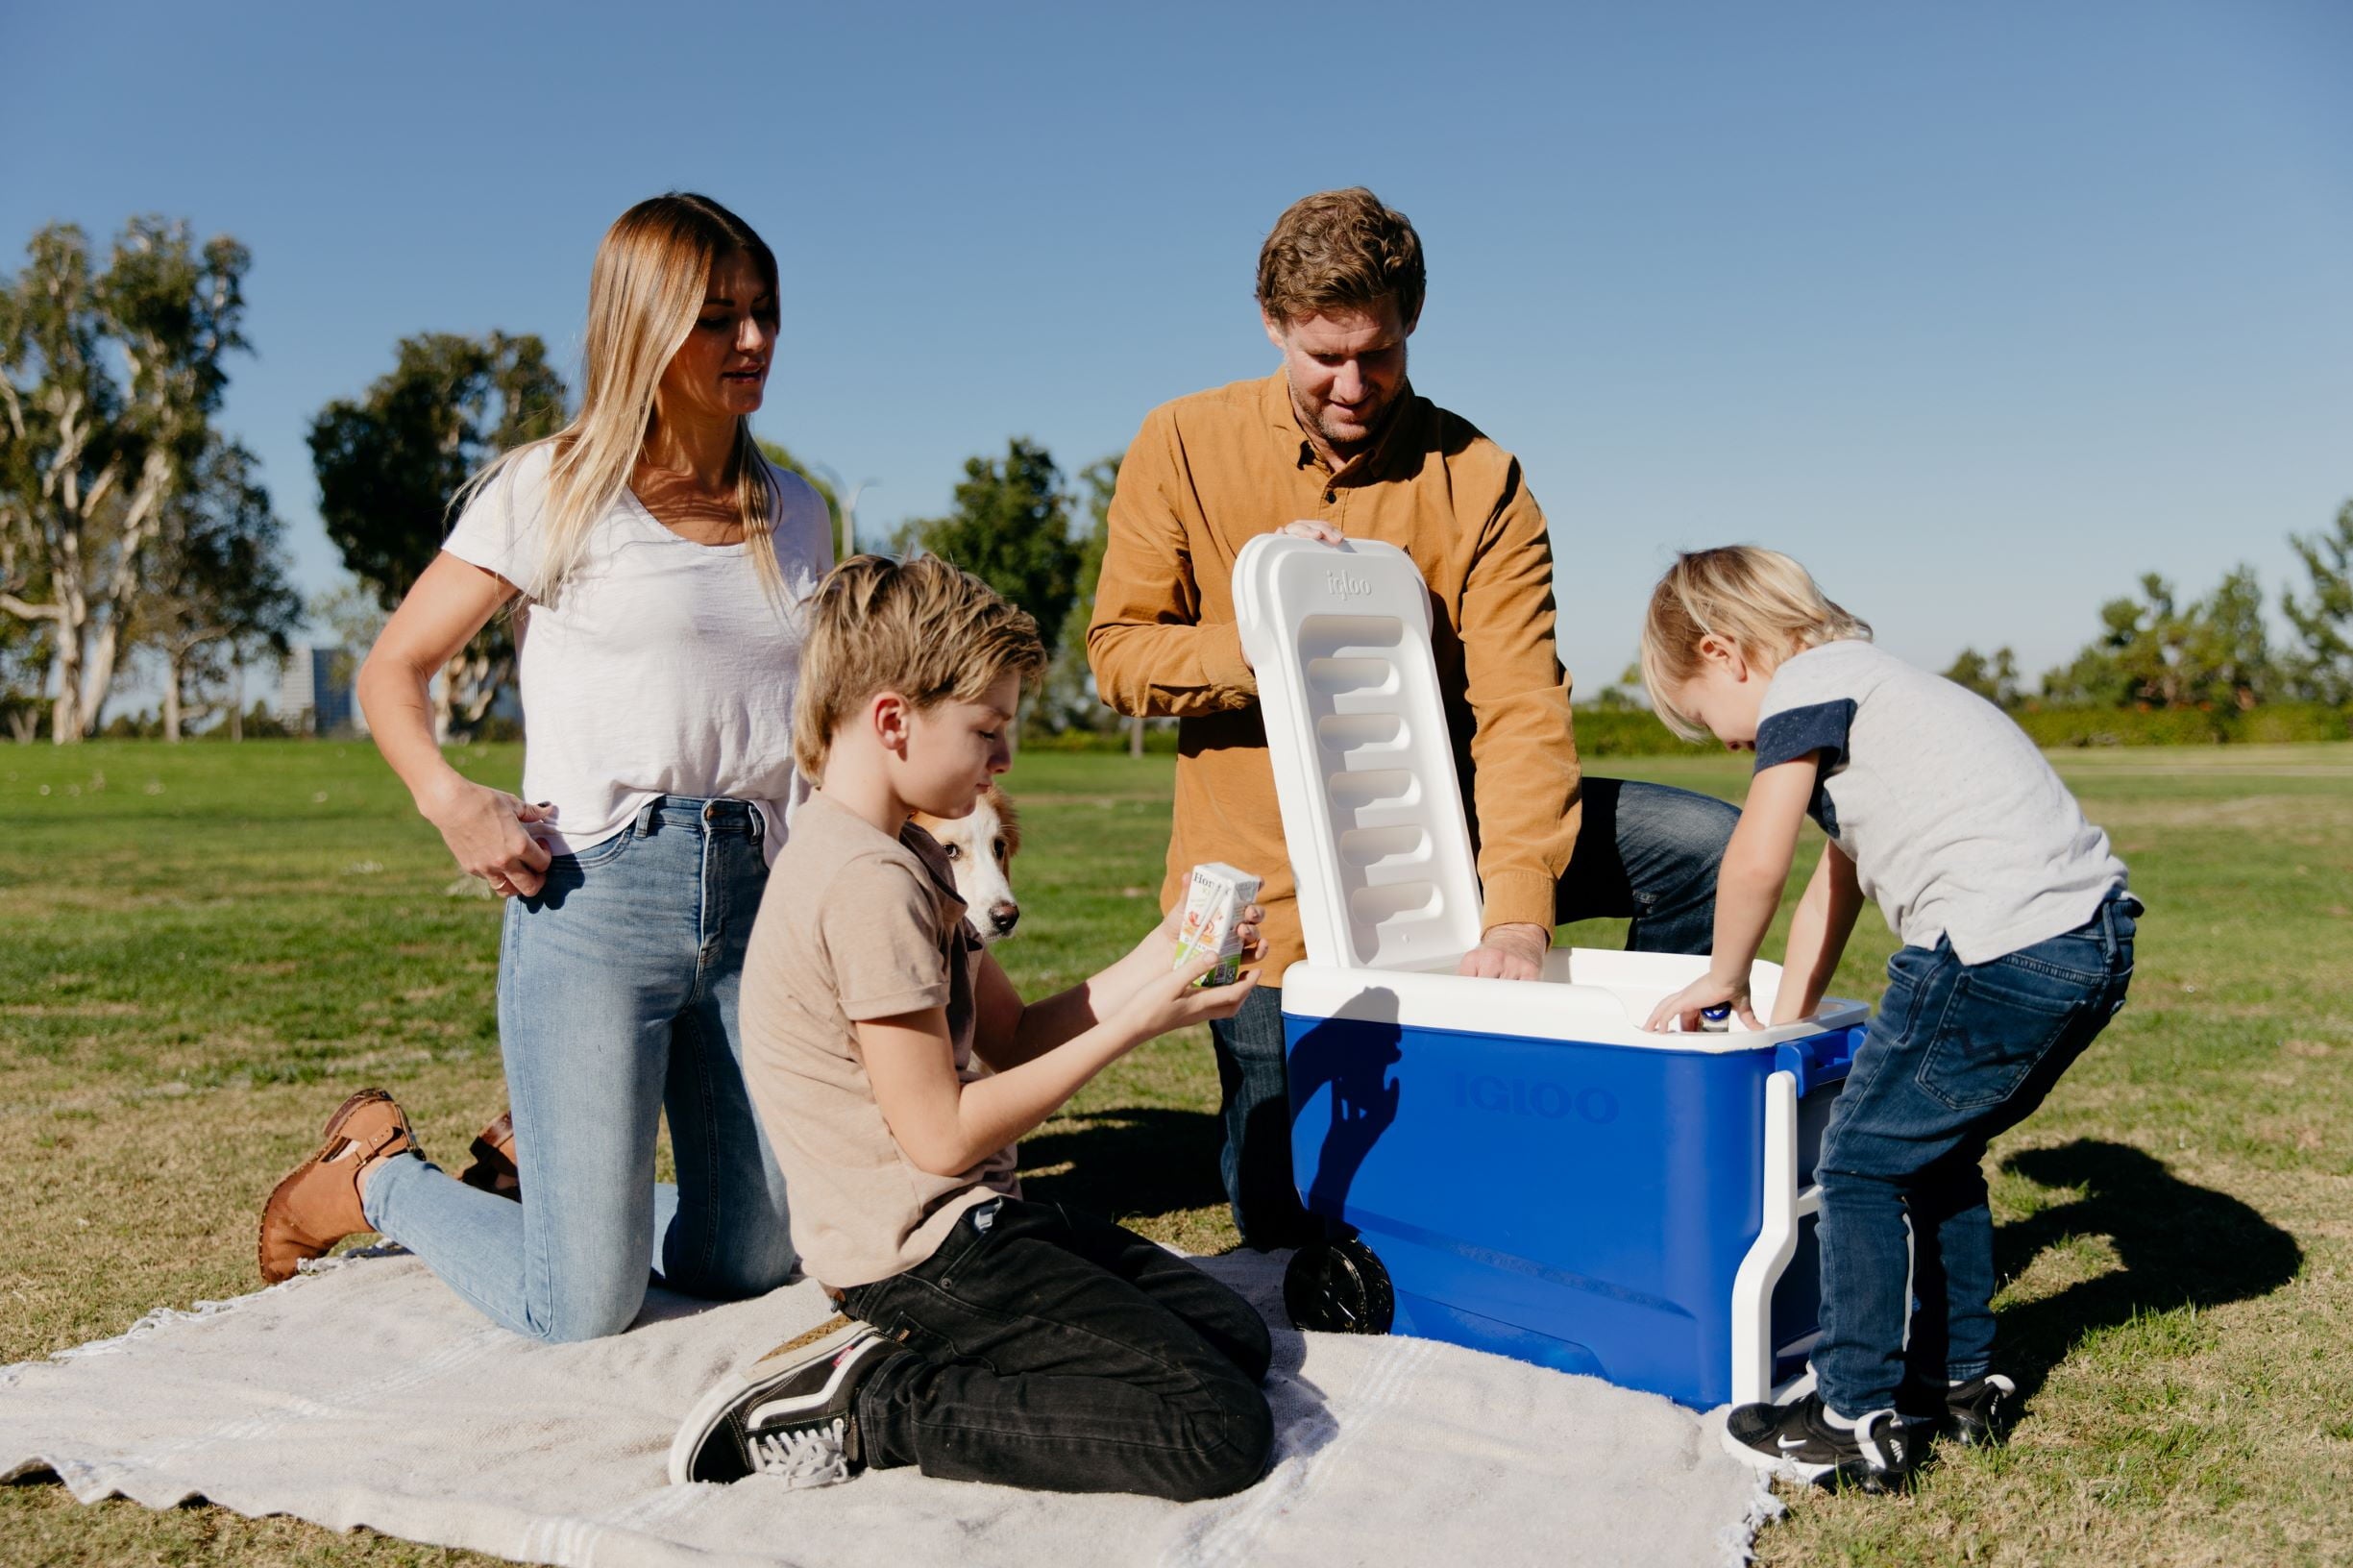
[3,740,2349,1566]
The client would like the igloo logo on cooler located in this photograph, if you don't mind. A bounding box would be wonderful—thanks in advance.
[1323,569,1374,599]
[1453,1072,1620,1125]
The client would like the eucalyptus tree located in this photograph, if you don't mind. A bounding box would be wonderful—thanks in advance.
[139,437,301,740]
[0,218,251,740]
[307,331,567,739]
[0,614,48,742]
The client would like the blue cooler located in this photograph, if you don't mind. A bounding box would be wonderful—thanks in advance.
[1232,535,1864,1409]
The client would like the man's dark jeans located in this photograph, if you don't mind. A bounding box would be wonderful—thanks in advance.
[1209,776,1740,1248]
[841,1197,1275,1501]
[1811,894,2139,1417]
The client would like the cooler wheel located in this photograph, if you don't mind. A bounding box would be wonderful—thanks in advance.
[1283,1236,1395,1335]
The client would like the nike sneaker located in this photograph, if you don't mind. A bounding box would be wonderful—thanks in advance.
[1722,1392,1915,1492]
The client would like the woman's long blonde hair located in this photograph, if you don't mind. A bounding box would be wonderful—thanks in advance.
[465,192,784,603]
[1639,546,1872,740]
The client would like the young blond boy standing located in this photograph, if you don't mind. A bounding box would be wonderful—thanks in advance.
[670,553,1276,1499]
[1638,547,2136,1491]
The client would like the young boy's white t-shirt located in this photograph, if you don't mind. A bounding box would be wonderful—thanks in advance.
[1752,640,2126,964]
[441,446,832,859]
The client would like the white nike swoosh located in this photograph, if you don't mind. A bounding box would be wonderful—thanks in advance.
[1777,1434,1811,1450]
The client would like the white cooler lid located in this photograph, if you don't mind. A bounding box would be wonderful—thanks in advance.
[1234,535,1484,971]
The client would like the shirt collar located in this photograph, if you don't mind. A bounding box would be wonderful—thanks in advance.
[898,820,968,913]
[1258,368,1420,486]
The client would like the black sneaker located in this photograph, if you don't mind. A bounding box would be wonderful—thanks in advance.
[1722,1392,1915,1492]
[668,1315,905,1486]
[1938,1373,2016,1447]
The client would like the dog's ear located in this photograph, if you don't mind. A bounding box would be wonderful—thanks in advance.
[989,784,1021,861]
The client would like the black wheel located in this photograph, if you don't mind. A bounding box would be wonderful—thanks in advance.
[1284,1235,1394,1335]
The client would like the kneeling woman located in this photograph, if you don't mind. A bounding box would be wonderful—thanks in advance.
[258,193,830,1340]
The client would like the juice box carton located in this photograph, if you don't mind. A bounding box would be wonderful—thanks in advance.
[1172,862,1261,986]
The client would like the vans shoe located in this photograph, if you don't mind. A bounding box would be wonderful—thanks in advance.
[669,1316,907,1486]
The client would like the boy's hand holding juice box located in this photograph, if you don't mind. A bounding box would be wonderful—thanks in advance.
[1172,863,1262,987]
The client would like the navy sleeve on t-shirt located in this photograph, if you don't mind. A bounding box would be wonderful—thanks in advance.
[1752,698,1855,835]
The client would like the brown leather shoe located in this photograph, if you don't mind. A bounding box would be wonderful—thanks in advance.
[456,1110,521,1202]
[257,1089,416,1284]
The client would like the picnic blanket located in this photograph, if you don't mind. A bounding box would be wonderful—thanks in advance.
[0,1248,1778,1567]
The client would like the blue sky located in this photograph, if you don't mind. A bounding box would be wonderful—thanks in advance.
[4,1,2349,698]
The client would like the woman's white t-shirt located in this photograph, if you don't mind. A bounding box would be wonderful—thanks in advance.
[441,446,832,861]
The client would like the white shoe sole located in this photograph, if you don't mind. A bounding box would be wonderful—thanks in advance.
[668,1315,871,1486]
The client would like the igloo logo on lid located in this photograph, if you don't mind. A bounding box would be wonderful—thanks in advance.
[1322,568,1374,599]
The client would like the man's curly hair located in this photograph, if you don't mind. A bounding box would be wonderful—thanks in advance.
[1256,186,1426,330]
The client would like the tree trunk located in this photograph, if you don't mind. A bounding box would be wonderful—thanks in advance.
[1129,713,1145,757]
[49,631,84,744]
[161,651,183,742]
[230,654,244,743]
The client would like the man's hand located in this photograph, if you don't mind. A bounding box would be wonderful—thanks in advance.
[1238,524,1349,670]
[1457,922,1550,980]
[1278,519,1343,546]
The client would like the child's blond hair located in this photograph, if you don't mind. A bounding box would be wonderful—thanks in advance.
[1639,547,1872,741]
[793,553,1047,776]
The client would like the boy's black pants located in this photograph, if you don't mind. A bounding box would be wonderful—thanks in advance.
[841,1196,1276,1501]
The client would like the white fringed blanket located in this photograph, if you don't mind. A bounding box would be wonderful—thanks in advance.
[1,1249,1777,1567]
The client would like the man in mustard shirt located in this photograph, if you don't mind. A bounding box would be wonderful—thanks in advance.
[1089,186,1737,1248]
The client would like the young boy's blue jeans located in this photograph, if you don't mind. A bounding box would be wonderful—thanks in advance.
[364,796,797,1342]
[1811,892,2139,1418]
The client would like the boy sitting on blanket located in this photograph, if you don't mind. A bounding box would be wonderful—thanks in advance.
[670,553,1276,1499]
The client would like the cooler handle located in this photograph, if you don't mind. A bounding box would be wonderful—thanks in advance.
[1729,1066,1826,1407]
[1772,1025,1863,1098]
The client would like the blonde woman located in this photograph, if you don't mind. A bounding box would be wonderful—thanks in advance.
[257,194,829,1341]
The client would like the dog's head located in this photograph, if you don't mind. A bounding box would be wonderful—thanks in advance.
[912,782,1022,943]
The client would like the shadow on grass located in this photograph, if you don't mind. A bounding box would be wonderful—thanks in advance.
[1017,1109,1227,1224]
[1988,1139,2302,1406]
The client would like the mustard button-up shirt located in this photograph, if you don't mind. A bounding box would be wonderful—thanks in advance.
[1088,370,1584,981]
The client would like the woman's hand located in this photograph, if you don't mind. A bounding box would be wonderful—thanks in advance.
[421,775,554,898]
[1279,519,1343,546]
[1645,967,1759,1034]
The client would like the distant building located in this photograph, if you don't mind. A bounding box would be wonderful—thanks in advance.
[279,646,365,737]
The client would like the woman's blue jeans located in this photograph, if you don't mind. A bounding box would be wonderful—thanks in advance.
[364,796,797,1342]
[1811,894,2138,1416]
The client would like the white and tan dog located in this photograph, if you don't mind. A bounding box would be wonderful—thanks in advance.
[912,781,1022,943]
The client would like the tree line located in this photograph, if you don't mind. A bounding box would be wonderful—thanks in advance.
[1943,521,2353,714]
[7,215,2352,744]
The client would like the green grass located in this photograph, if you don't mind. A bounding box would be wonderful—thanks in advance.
[4,741,2351,1565]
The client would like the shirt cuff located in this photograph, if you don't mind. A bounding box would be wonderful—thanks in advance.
[841,983,952,1021]
[1199,622,1260,701]
[1479,870,1559,935]
[1754,699,1855,772]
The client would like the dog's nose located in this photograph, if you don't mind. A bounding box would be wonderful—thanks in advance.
[990,902,1019,935]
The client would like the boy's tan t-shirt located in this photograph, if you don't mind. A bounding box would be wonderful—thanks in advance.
[740,791,1017,1289]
